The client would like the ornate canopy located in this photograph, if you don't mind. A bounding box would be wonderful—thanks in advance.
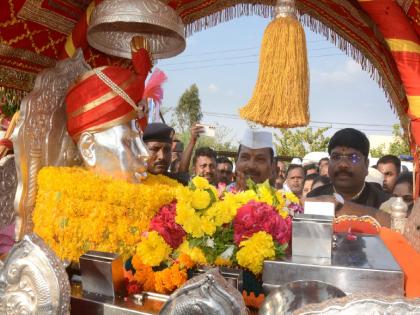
[0,0,419,140]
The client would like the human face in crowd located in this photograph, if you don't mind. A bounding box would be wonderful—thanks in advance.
[146,141,172,175]
[329,146,368,196]
[171,151,182,163]
[216,162,233,185]
[286,167,305,197]
[236,146,273,184]
[393,182,413,210]
[302,179,314,198]
[195,156,216,184]
[319,160,329,177]
[377,162,399,193]
[275,161,286,189]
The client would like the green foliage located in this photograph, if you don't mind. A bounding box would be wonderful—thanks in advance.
[274,127,331,157]
[369,124,410,157]
[188,225,235,264]
[370,143,386,158]
[172,84,202,133]
[388,124,410,156]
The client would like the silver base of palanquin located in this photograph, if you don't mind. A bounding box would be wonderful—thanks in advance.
[262,233,404,296]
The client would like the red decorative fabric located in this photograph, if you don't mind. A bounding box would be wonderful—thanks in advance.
[65,66,146,140]
[0,139,13,149]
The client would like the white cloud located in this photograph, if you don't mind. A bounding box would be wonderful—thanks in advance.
[208,83,219,93]
[313,59,364,84]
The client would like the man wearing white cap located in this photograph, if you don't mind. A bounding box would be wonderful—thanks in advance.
[228,129,274,191]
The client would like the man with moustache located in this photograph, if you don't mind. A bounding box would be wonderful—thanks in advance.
[307,128,391,226]
[192,147,217,185]
[143,122,189,185]
[228,129,274,192]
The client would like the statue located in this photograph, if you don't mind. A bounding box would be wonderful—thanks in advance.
[65,36,151,183]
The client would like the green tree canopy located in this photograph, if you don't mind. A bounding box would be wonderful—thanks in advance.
[369,124,410,157]
[274,127,331,157]
[172,84,202,133]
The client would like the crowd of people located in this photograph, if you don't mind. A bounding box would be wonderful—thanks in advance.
[142,122,414,227]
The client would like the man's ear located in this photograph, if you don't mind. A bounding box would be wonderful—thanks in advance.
[78,132,96,167]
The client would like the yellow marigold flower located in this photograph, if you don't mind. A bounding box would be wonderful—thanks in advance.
[178,241,207,265]
[258,185,273,205]
[214,256,232,266]
[33,167,180,262]
[284,191,299,204]
[191,189,211,210]
[236,231,275,275]
[191,176,210,190]
[135,231,172,267]
[200,217,216,236]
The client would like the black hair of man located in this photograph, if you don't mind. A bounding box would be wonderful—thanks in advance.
[319,157,329,165]
[395,171,413,188]
[286,164,304,178]
[193,147,217,165]
[236,145,274,162]
[304,163,318,172]
[328,128,370,157]
[274,156,284,164]
[377,155,401,175]
[305,173,319,182]
[312,175,331,187]
[216,156,233,167]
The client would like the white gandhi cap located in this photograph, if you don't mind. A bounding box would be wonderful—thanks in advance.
[239,129,273,150]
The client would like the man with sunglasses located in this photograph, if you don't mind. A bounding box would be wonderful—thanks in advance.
[307,128,391,226]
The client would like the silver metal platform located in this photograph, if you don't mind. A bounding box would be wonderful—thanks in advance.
[262,233,404,296]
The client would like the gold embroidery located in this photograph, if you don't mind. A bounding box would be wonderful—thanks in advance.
[68,77,137,119]
[0,65,36,91]
[71,111,138,142]
[17,0,78,35]
[0,43,55,67]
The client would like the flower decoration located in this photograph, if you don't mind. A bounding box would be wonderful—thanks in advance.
[150,201,185,248]
[236,231,275,274]
[233,200,291,245]
[135,231,172,267]
[34,167,300,294]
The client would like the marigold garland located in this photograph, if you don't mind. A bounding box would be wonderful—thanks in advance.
[236,231,275,274]
[135,231,172,267]
[33,167,180,262]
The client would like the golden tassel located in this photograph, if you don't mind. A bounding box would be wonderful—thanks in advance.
[240,0,309,128]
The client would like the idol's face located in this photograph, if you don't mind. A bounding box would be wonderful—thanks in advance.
[80,121,149,183]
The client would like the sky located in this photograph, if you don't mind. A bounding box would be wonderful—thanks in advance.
[157,15,401,146]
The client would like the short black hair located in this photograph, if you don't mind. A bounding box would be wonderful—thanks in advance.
[216,156,233,167]
[312,175,331,187]
[193,147,217,165]
[304,163,318,172]
[395,172,413,188]
[286,164,304,178]
[237,145,274,162]
[377,155,401,174]
[305,173,319,182]
[328,128,370,157]
[319,157,329,165]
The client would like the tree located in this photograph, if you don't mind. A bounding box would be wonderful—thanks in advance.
[172,84,202,133]
[370,143,386,158]
[369,124,410,157]
[388,124,410,156]
[274,127,331,157]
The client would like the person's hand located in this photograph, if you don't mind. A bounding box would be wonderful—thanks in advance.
[190,124,205,143]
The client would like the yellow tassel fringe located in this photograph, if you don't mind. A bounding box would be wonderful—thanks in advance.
[240,16,309,128]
